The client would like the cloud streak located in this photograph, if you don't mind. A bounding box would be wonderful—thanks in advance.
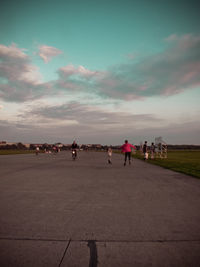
[20,101,163,132]
[1,114,199,145]
[1,101,166,143]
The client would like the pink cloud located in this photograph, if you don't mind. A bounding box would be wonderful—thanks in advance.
[100,78,119,88]
[58,64,102,79]
[162,86,183,96]
[177,35,200,51]
[0,44,51,102]
[105,33,200,99]
[38,45,62,63]
[0,43,42,84]
[56,80,79,90]
[0,43,27,60]
[77,65,97,77]
[54,34,200,100]
[1,34,200,103]
[59,65,76,76]
[138,85,148,91]
[164,34,178,42]
[180,71,198,84]
[123,94,145,101]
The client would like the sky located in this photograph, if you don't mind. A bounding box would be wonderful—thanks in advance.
[0,0,200,145]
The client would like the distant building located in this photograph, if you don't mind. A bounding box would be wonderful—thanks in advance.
[0,141,7,146]
[0,141,17,146]
[24,144,30,148]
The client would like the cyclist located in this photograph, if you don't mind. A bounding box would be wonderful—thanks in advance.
[71,140,78,159]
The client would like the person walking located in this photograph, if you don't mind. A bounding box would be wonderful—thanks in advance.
[121,140,136,166]
[143,141,148,160]
[150,142,155,159]
[107,147,112,164]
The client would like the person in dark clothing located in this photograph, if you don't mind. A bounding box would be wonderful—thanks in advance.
[150,142,155,159]
[71,140,78,157]
[71,140,78,149]
[143,141,148,160]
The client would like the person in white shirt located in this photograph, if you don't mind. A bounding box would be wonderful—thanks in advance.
[36,146,39,156]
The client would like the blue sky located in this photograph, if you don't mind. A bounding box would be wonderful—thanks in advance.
[0,0,200,144]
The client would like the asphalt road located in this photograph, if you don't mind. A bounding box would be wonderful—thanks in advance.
[0,151,200,267]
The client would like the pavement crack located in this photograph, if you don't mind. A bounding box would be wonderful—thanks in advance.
[58,239,71,267]
[88,240,98,267]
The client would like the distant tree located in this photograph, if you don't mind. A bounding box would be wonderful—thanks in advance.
[11,144,17,149]
[17,142,26,150]
[42,143,49,150]
[1,144,17,150]
[29,144,36,150]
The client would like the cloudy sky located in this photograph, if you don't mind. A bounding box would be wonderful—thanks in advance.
[0,0,200,145]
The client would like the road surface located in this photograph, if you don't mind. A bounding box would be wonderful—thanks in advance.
[0,151,200,266]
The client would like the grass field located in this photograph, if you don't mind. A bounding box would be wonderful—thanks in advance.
[132,150,200,179]
[0,150,36,155]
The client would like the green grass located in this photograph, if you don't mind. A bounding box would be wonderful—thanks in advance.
[132,150,200,179]
[0,150,36,155]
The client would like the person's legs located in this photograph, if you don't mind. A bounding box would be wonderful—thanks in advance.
[124,152,128,166]
[128,152,131,164]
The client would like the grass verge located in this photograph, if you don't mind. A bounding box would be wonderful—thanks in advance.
[132,150,200,179]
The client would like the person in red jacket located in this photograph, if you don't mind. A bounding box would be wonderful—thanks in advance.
[121,140,136,166]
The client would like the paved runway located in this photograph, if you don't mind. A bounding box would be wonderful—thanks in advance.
[0,151,200,266]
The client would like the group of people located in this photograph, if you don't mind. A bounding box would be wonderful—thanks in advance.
[70,140,136,166]
[107,140,136,166]
[142,141,156,160]
[36,140,155,165]
[67,140,154,166]
[108,140,156,165]
[36,146,60,155]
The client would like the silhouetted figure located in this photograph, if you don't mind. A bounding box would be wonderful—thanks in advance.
[143,141,148,160]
